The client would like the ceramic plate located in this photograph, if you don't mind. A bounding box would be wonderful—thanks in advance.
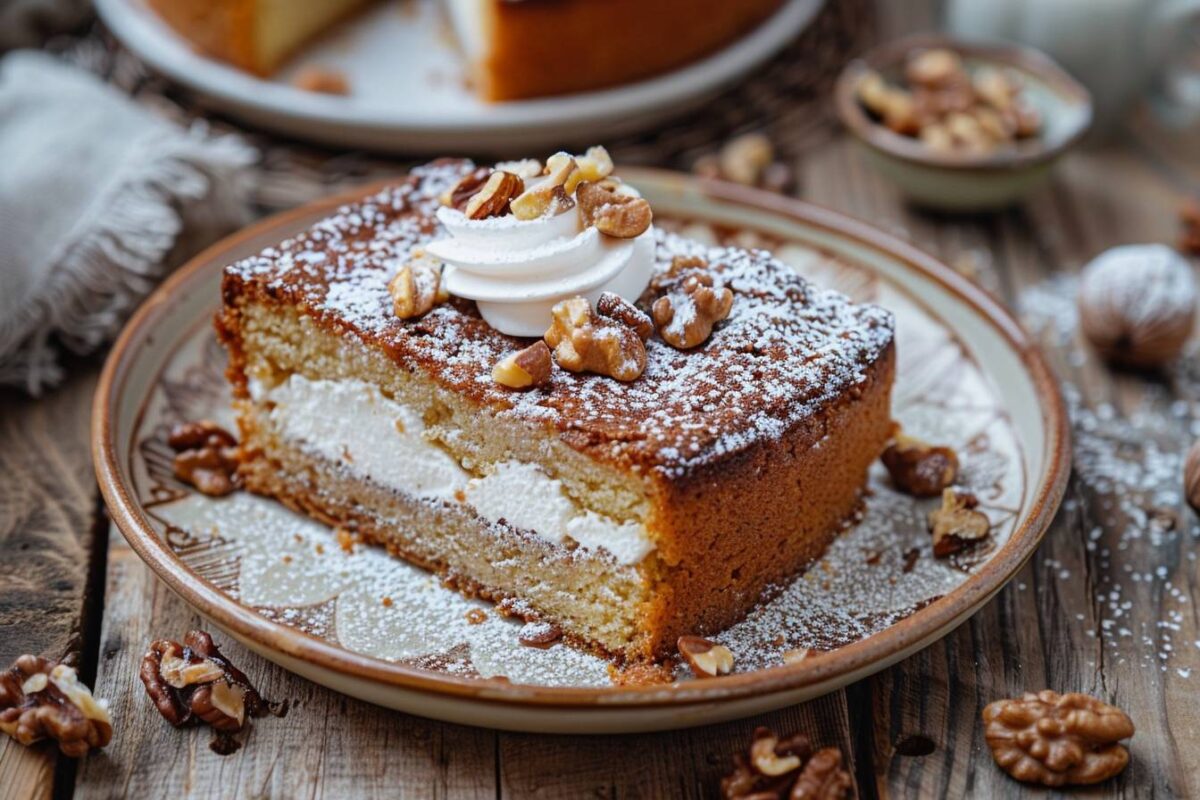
[94,0,823,154]
[94,170,1070,733]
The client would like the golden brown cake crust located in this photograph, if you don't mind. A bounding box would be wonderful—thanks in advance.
[218,160,896,494]
[480,0,784,101]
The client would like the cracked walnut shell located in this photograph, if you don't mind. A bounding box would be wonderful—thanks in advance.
[983,690,1134,786]
[653,272,734,349]
[0,655,112,757]
[1078,244,1197,369]
[544,296,646,381]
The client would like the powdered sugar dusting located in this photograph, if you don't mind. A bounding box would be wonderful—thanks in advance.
[226,160,894,479]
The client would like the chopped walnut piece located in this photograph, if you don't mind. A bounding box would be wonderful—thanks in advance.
[596,292,653,342]
[544,296,647,381]
[564,145,615,193]
[576,180,653,239]
[492,341,553,389]
[465,608,488,625]
[290,66,350,95]
[440,167,491,210]
[719,132,774,186]
[464,170,524,219]
[0,655,112,757]
[511,183,575,221]
[881,433,959,497]
[928,488,990,557]
[983,690,1134,786]
[653,272,734,349]
[140,630,283,754]
[493,158,542,179]
[792,748,854,799]
[388,250,446,320]
[906,48,966,88]
[720,727,851,800]
[167,420,240,497]
[677,636,734,677]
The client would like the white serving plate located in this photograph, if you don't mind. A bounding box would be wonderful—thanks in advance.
[94,169,1070,733]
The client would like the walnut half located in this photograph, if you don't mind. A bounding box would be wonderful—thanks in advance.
[653,272,734,349]
[140,630,283,753]
[720,726,852,800]
[0,655,112,757]
[881,433,959,497]
[544,297,646,381]
[983,690,1134,786]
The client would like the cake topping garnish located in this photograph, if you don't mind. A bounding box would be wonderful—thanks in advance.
[544,296,647,382]
[721,727,853,799]
[576,180,653,239]
[387,250,447,320]
[492,341,554,390]
[596,291,653,342]
[928,488,990,558]
[168,420,241,497]
[652,260,734,350]
[880,432,959,497]
[677,635,735,678]
[983,690,1134,786]
[0,655,112,757]
[424,146,656,337]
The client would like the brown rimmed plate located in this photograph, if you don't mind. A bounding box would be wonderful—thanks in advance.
[93,169,1070,733]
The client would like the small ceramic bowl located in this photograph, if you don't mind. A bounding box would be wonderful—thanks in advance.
[834,34,1093,212]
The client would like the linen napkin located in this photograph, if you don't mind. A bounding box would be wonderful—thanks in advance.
[0,51,256,394]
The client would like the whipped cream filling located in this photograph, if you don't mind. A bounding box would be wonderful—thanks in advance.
[425,205,655,337]
[255,375,655,566]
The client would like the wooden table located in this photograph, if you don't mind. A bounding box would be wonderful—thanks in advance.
[5,4,1200,798]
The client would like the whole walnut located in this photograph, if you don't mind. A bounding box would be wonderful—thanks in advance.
[1077,244,1197,369]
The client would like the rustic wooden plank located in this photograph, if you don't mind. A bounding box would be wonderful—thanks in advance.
[73,533,498,800]
[799,131,1200,797]
[0,368,106,800]
[497,691,860,799]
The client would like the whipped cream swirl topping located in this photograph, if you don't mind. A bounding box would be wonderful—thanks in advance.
[425,196,655,338]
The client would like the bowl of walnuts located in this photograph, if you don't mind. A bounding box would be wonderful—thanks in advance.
[834,34,1093,211]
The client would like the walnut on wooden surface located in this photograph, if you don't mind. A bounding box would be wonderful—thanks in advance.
[720,727,852,800]
[596,292,653,342]
[141,630,282,752]
[676,636,734,678]
[388,250,447,320]
[653,272,734,349]
[1179,199,1200,255]
[928,488,990,558]
[983,690,1134,786]
[881,433,959,497]
[167,420,240,497]
[1077,244,1197,369]
[492,341,553,390]
[464,170,524,220]
[544,296,647,381]
[576,180,653,239]
[290,66,350,95]
[0,655,112,757]
[1185,440,1200,514]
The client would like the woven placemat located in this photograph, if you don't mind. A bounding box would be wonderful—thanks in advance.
[49,0,875,214]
